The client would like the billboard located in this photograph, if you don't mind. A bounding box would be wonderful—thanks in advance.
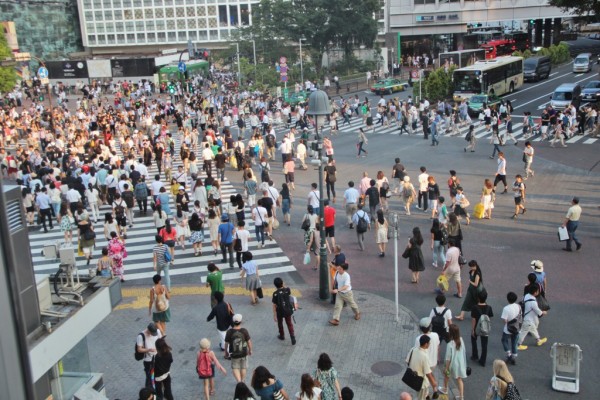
[46,60,89,79]
[110,58,156,77]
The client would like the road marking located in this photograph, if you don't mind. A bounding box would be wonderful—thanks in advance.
[584,138,598,144]
[516,73,600,110]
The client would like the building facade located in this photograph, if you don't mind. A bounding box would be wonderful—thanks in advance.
[77,0,259,52]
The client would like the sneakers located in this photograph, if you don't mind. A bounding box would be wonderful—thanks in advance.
[518,345,528,351]
[291,336,296,345]
[506,355,516,365]
[354,312,361,321]
[437,386,448,395]
[537,337,547,346]
[576,243,582,251]
[328,319,340,326]
[277,335,285,341]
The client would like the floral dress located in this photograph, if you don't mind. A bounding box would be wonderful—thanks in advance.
[108,237,127,280]
[313,367,338,400]
[60,213,73,232]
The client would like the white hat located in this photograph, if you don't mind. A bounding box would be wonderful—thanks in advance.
[232,314,243,323]
[531,260,544,272]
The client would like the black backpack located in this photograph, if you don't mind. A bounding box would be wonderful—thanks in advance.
[122,191,134,208]
[134,332,145,361]
[431,308,449,342]
[356,212,368,233]
[114,201,125,218]
[229,329,248,359]
[439,226,449,246]
[276,287,294,318]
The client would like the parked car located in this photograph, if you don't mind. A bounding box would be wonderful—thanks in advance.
[370,78,408,95]
[467,93,501,117]
[581,81,600,102]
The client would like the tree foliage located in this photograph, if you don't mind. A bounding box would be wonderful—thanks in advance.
[548,0,600,20]
[238,0,379,74]
[0,30,17,94]
[414,67,455,102]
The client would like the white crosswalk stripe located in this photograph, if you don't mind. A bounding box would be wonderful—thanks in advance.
[247,115,599,145]
[26,138,296,283]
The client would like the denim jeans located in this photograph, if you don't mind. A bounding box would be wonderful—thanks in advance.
[566,220,580,250]
[432,240,446,267]
[501,332,519,357]
[255,225,265,245]
[157,263,171,290]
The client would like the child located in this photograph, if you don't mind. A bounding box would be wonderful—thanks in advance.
[197,338,227,399]
[96,247,114,278]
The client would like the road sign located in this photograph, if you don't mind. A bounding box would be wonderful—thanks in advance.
[178,62,186,73]
[38,67,48,79]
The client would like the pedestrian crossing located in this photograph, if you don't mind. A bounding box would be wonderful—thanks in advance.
[239,115,599,145]
[26,144,297,284]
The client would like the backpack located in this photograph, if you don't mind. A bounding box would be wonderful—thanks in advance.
[114,202,125,218]
[475,306,491,337]
[356,212,368,233]
[366,116,373,126]
[134,332,145,361]
[465,131,472,141]
[439,226,449,246]
[197,351,213,378]
[431,308,449,341]
[122,191,134,208]
[229,329,248,359]
[276,288,294,317]
[402,185,412,199]
[260,164,270,182]
[504,382,522,400]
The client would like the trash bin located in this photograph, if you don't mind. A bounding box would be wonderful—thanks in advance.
[550,342,582,393]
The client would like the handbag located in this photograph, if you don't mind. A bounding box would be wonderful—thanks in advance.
[83,229,96,240]
[233,233,242,252]
[303,252,311,265]
[256,282,264,299]
[272,218,280,230]
[458,255,467,266]
[401,246,411,259]
[301,216,310,231]
[257,209,268,228]
[536,293,550,311]
[402,349,424,391]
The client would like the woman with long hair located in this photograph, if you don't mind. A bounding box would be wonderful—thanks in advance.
[154,337,174,400]
[107,231,127,281]
[312,353,341,400]
[235,194,246,225]
[193,177,208,210]
[486,359,519,400]
[376,170,390,212]
[481,179,495,219]
[159,219,177,263]
[22,187,35,225]
[403,226,425,283]
[189,212,204,256]
[295,373,322,400]
[456,260,483,321]
[375,209,388,257]
[440,324,468,399]
[233,382,255,400]
[77,213,95,265]
[430,219,446,268]
[251,365,289,400]
[174,204,189,250]
[59,202,74,245]
[208,208,220,256]
[153,203,168,234]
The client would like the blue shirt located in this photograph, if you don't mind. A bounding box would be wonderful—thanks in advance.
[35,193,51,209]
[351,209,370,225]
[218,222,234,244]
[344,187,359,204]
[97,168,108,185]
[242,260,257,275]
[254,378,284,400]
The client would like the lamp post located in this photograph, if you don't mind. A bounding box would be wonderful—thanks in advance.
[307,90,332,300]
[299,37,306,85]
[177,49,188,119]
[389,211,400,321]
[235,42,241,87]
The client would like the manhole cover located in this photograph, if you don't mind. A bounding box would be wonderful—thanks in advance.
[371,361,403,377]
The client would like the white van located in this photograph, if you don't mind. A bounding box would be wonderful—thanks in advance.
[573,53,592,73]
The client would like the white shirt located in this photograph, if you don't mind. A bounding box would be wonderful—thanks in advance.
[252,206,268,226]
[501,303,521,334]
[267,187,280,205]
[418,172,429,192]
[136,329,163,362]
[235,228,251,252]
[307,190,320,208]
[335,271,352,293]
[497,158,506,175]
[415,332,440,368]
[151,181,164,196]
[66,189,82,203]
[429,306,453,331]
[202,147,214,161]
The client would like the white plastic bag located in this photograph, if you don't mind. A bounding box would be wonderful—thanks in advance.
[303,252,311,265]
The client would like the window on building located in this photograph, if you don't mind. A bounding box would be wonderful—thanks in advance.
[147,32,156,42]
[229,5,238,26]
[123,0,132,7]
[198,31,208,41]
[209,29,217,40]
[218,5,228,26]
[166,8,174,18]
[188,30,197,40]
[86,23,95,33]
[127,33,135,42]
[221,29,230,40]
[164,0,173,6]
[104,11,113,20]
[156,20,165,30]
[114,10,123,19]
[240,4,249,25]
[88,35,97,45]
[168,31,176,42]
[115,22,124,32]
[94,11,103,21]
[83,0,92,8]
[154,0,163,6]
[107,34,115,44]
[158,32,167,42]
[113,0,122,7]
[98,35,106,44]
[414,0,435,4]
[117,34,125,43]
[178,32,187,41]
[125,21,134,31]
[84,11,93,21]
[105,22,114,33]
[97,24,105,33]
[147,21,155,30]
[137,33,146,43]
[93,0,102,9]
[135,21,144,31]
[133,0,142,7]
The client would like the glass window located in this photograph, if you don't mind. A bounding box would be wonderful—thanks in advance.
[107,34,115,44]
[83,0,92,8]
[175,0,184,4]
[178,31,187,41]
[113,0,122,7]
[135,9,143,19]
[176,7,185,17]
[198,19,206,28]
[158,32,167,42]
[117,33,126,43]
[145,9,154,19]
[154,0,163,5]
[146,20,155,30]
[168,31,176,41]
[147,32,156,42]
[84,11,94,21]
[166,20,175,30]
[93,0,102,8]
[156,20,165,30]
[197,0,205,4]
[197,6,206,16]
[114,10,123,19]
[96,24,105,33]
[127,33,135,42]
[86,23,95,33]
[414,0,435,4]
[198,31,207,40]
[123,0,132,6]
[188,19,196,28]
[209,29,217,40]
[95,11,103,21]
[188,30,197,40]
[220,29,230,40]
[155,8,164,18]
[164,0,173,5]
[104,10,113,20]
[105,22,115,32]
[208,17,217,28]
[115,22,124,32]
[166,8,174,18]
[124,9,133,19]
[240,4,249,25]
[102,0,112,7]
[187,7,196,17]
[133,0,142,7]
[207,5,216,15]
[177,19,186,29]
[229,5,238,26]
[125,21,134,31]
[88,35,97,45]
[218,5,227,26]
[137,33,146,42]
[135,21,144,30]
[97,35,106,44]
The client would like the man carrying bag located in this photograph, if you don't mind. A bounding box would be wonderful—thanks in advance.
[404,335,439,400]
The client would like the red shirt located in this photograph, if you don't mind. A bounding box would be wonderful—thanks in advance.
[324,206,336,227]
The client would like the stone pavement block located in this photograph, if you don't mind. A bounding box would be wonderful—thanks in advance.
[89,286,423,400]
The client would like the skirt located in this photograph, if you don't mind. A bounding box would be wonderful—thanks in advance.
[245,274,260,291]
[376,227,388,244]
[189,230,204,244]
[153,307,171,323]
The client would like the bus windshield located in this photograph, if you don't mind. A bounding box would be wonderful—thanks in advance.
[453,71,481,93]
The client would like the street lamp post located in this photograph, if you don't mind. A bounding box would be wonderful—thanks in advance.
[177,49,188,119]
[307,90,332,300]
[389,212,400,321]
[236,42,241,87]
[299,37,305,86]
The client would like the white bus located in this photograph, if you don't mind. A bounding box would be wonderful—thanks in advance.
[452,56,524,101]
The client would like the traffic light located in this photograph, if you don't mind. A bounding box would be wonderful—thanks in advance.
[168,84,175,94]
[39,95,44,101]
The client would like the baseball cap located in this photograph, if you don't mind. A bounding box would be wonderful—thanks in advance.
[419,317,432,328]
[232,314,242,324]
[147,322,159,336]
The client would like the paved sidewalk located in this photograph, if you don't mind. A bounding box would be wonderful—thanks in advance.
[88,285,432,400]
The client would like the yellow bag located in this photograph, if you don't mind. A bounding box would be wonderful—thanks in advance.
[437,274,449,292]
[230,154,238,170]
[473,202,485,219]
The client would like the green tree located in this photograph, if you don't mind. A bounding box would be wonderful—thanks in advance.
[414,67,455,102]
[0,30,17,94]
[548,0,600,20]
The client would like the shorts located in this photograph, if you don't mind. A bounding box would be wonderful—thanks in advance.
[325,225,335,237]
[26,206,34,213]
[514,197,522,205]
[116,216,127,226]
[165,240,176,248]
[231,357,247,370]
[446,270,461,283]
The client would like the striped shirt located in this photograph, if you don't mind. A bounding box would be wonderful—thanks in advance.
[153,244,168,265]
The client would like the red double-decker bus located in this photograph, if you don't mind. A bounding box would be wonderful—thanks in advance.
[481,39,517,59]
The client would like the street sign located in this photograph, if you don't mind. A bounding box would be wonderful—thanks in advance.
[38,67,48,79]
[178,62,186,73]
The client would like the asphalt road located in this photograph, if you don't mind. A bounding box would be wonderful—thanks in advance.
[250,77,600,399]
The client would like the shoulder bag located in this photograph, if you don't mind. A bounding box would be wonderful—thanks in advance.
[233,233,242,252]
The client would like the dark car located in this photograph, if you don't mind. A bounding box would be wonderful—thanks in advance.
[581,80,600,102]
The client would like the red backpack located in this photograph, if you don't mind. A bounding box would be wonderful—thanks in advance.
[197,351,212,378]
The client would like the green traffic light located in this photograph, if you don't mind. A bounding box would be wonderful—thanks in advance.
[39,95,44,101]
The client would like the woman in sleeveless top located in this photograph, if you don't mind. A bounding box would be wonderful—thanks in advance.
[150,274,171,334]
